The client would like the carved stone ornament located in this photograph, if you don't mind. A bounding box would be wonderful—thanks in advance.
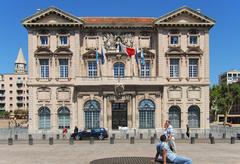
[114,83,125,99]
[102,33,134,50]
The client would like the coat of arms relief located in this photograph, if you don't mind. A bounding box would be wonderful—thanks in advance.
[102,33,134,50]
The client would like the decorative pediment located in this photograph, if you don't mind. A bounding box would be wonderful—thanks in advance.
[154,6,215,27]
[82,49,103,60]
[22,7,84,27]
[186,47,203,55]
[137,49,155,58]
[166,47,184,55]
[34,47,53,56]
[54,47,73,55]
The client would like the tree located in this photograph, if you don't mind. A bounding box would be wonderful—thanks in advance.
[210,83,240,125]
[210,85,221,121]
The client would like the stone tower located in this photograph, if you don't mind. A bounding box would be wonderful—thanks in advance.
[15,48,27,74]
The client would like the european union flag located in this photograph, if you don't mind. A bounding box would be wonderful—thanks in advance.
[135,48,139,65]
[101,46,105,64]
[96,49,99,64]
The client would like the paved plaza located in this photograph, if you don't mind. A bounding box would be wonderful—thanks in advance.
[0,140,239,164]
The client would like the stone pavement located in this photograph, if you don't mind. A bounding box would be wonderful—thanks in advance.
[0,142,239,164]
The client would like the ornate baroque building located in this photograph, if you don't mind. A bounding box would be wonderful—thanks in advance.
[22,6,215,134]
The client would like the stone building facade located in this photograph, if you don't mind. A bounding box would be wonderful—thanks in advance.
[0,48,28,112]
[22,6,215,134]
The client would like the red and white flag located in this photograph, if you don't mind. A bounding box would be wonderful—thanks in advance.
[120,43,136,57]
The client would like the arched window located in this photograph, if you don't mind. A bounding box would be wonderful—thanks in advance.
[114,62,125,78]
[38,107,50,129]
[139,99,155,129]
[169,106,181,128]
[188,105,200,128]
[84,100,100,129]
[58,106,70,129]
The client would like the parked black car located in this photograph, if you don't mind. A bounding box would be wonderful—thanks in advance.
[71,128,108,140]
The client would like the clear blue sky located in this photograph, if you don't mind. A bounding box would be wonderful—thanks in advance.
[0,0,239,84]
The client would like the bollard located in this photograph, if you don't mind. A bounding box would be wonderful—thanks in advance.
[14,134,18,141]
[110,137,114,144]
[90,137,94,144]
[195,133,198,139]
[8,138,13,145]
[140,133,143,140]
[112,133,115,139]
[126,133,129,140]
[210,137,215,144]
[190,137,195,144]
[230,137,235,144]
[56,134,60,140]
[29,137,33,145]
[130,137,134,144]
[134,129,136,136]
[181,133,185,139]
[42,134,46,140]
[223,133,226,139]
[154,133,157,139]
[69,137,74,145]
[150,136,155,144]
[209,133,212,139]
[49,137,53,145]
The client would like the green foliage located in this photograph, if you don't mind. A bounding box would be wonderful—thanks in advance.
[210,83,240,124]
[0,110,10,118]
[14,109,28,119]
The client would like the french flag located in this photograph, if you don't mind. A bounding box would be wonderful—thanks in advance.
[120,43,136,57]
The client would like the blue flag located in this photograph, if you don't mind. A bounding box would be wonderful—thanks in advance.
[96,49,99,64]
[141,49,145,65]
[101,46,105,64]
[135,48,139,65]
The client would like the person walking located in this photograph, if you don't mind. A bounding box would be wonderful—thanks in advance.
[74,126,78,133]
[186,124,190,138]
[62,127,68,139]
[163,120,176,153]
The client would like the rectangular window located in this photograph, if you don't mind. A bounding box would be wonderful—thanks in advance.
[189,59,198,78]
[88,61,97,78]
[170,59,179,78]
[39,59,49,78]
[189,35,198,45]
[59,59,68,78]
[140,61,150,77]
[59,36,68,46]
[39,36,48,46]
[170,35,179,45]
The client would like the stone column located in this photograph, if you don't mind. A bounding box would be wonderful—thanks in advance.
[100,96,104,127]
[132,96,136,128]
[155,96,161,129]
[107,99,112,129]
[128,101,132,128]
[52,87,57,133]
[103,96,107,128]
[77,96,84,130]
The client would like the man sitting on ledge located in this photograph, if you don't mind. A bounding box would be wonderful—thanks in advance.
[154,135,192,164]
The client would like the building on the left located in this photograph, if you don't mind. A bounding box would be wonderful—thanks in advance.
[0,48,29,112]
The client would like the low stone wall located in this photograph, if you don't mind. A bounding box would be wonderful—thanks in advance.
[0,126,239,140]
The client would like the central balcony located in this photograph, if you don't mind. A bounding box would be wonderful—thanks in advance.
[75,76,163,86]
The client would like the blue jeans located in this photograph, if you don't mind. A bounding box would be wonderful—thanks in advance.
[172,156,192,164]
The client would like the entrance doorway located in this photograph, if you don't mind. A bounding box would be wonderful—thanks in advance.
[112,103,128,129]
